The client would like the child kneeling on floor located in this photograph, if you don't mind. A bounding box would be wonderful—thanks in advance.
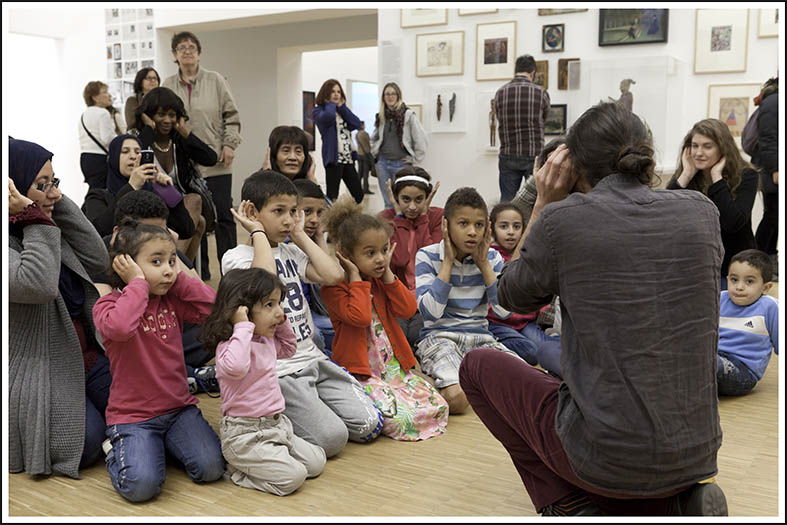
[203,268,326,495]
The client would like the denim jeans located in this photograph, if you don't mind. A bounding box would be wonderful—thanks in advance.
[376,158,406,209]
[489,322,562,373]
[717,352,758,396]
[105,405,225,502]
[499,154,535,202]
[312,313,335,358]
[81,353,112,469]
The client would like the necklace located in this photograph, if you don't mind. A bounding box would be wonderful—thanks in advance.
[153,139,172,153]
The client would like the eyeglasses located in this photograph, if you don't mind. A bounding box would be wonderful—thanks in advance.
[175,44,198,53]
[34,178,60,193]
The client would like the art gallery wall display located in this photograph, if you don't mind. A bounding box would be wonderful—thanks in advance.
[707,83,761,149]
[429,85,466,133]
[534,60,548,90]
[758,8,778,38]
[401,9,447,29]
[475,91,499,153]
[459,8,498,16]
[545,104,567,135]
[105,8,155,107]
[302,91,316,151]
[558,58,579,90]
[598,9,669,46]
[476,21,517,81]
[416,30,465,77]
[542,24,564,53]
[538,9,588,16]
[409,103,423,123]
[694,9,749,74]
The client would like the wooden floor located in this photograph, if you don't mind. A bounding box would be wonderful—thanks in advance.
[7,206,783,518]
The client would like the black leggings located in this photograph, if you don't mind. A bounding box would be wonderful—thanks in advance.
[755,191,779,255]
[325,163,363,203]
[80,153,108,190]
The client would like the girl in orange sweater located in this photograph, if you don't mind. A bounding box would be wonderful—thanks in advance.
[322,196,448,441]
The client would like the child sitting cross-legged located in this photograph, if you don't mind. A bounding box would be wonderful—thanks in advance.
[322,196,448,440]
[717,249,779,396]
[203,267,326,495]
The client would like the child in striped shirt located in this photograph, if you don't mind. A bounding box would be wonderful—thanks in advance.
[414,187,518,414]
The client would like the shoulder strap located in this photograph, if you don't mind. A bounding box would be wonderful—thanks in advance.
[81,114,109,154]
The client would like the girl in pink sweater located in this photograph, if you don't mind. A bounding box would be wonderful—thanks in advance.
[203,268,326,496]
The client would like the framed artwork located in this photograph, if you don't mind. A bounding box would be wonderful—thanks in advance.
[707,83,761,149]
[416,30,465,77]
[558,58,579,90]
[534,60,548,90]
[538,9,587,16]
[302,91,316,151]
[401,9,447,29]
[542,24,564,53]
[476,21,517,81]
[694,9,749,74]
[598,9,669,46]
[545,104,567,135]
[429,85,466,133]
[758,9,778,38]
[409,103,423,123]
[459,8,498,16]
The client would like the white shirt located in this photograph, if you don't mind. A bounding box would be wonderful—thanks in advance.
[78,106,117,154]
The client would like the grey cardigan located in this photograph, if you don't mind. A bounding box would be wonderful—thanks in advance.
[8,195,109,478]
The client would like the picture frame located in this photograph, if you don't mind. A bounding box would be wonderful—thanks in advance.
[558,58,579,90]
[758,8,778,38]
[416,30,465,77]
[476,21,517,81]
[429,85,466,134]
[459,8,498,16]
[534,60,548,90]
[409,103,423,123]
[545,104,567,135]
[694,9,749,74]
[707,83,761,149]
[542,24,564,53]
[302,91,316,151]
[598,9,669,46]
[401,9,447,29]
[538,9,587,16]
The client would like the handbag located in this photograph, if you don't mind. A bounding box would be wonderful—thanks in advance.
[173,147,218,233]
[81,114,109,154]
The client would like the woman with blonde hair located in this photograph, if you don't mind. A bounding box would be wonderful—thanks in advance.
[668,118,758,288]
[370,82,428,209]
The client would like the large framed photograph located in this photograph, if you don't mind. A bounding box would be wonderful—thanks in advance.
[694,9,749,74]
[534,60,548,90]
[545,104,567,136]
[302,91,316,151]
[416,30,465,77]
[476,21,517,81]
[598,9,669,46]
[401,9,447,29]
[707,83,761,149]
[758,8,778,38]
[542,24,564,53]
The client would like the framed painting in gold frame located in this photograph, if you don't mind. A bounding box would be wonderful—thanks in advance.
[707,83,761,149]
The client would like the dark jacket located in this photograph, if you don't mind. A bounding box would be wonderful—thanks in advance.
[313,102,362,166]
[751,91,778,193]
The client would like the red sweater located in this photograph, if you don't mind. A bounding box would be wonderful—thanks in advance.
[93,273,216,425]
[487,243,540,330]
[379,207,443,292]
[322,277,417,376]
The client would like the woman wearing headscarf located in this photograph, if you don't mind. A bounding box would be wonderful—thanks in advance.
[8,137,111,478]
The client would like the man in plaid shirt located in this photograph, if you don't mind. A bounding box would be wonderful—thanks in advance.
[494,54,550,201]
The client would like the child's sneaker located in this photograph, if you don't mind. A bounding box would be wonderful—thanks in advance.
[192,365,221,398]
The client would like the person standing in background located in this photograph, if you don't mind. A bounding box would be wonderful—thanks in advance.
[356,122,374,195]
[751,77,779,280]
[163,31,242,281]
[124,67,160,128]
[79,81,122,190]
[494,55,550,202]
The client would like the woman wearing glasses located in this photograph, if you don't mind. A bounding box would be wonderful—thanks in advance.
[124,67,160,129]
[8,137,111,479]
[163,31,242,281]
[79,81,122,190]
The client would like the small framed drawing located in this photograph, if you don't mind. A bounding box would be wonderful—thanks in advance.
[543,24,564,53]
[416,31,465,77]
[401,9,447,29]
[558,58,579,90]
[598,9,669,46]
[707,83,761,149]
[459,8,498,16]
[545,104,567,135]
[409,104,423,123]
[694,9,749,74]
[533,60,548,90]
[476,21,517,81]
[758,9,778,38]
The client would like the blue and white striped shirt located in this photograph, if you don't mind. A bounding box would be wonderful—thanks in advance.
[415,241,510,338]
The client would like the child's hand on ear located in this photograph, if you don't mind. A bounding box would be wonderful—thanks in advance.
[382,241,397,283]
[292,209,306,236]
[230,200,265,234]
[387,180,402,215]
[510,224,527,261]
[335,247,361,282]
[441,217,456,262]
[471,223,493,267]
[423,181,440,214]
[112,254,145,284]
[232,305,249,324]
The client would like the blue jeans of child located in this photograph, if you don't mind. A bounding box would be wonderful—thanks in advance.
[499,154,535,202]
[105,405,225,502]
[376,158,406,209]
[489,322,561,373]
[312,313,335,358]
[82,353,112,469]
[717,352,758,396]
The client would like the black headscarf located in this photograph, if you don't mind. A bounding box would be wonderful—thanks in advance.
[106,134,182,207]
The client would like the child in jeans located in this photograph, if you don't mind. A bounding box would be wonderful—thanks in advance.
[415,187,518,414]
[222,171,382,458]
[322,196,449,440]
[204,268,326,495]
[717,249,779,395]
[93,220,224,502]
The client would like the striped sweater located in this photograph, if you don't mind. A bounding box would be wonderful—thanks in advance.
[415,240,510,338]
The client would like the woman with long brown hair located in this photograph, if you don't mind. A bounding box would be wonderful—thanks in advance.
[668,118,758,288]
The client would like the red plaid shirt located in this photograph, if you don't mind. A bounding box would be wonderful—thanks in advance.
[494,75,550,157]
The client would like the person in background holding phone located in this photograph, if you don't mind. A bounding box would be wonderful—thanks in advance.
[79,81,122,190]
